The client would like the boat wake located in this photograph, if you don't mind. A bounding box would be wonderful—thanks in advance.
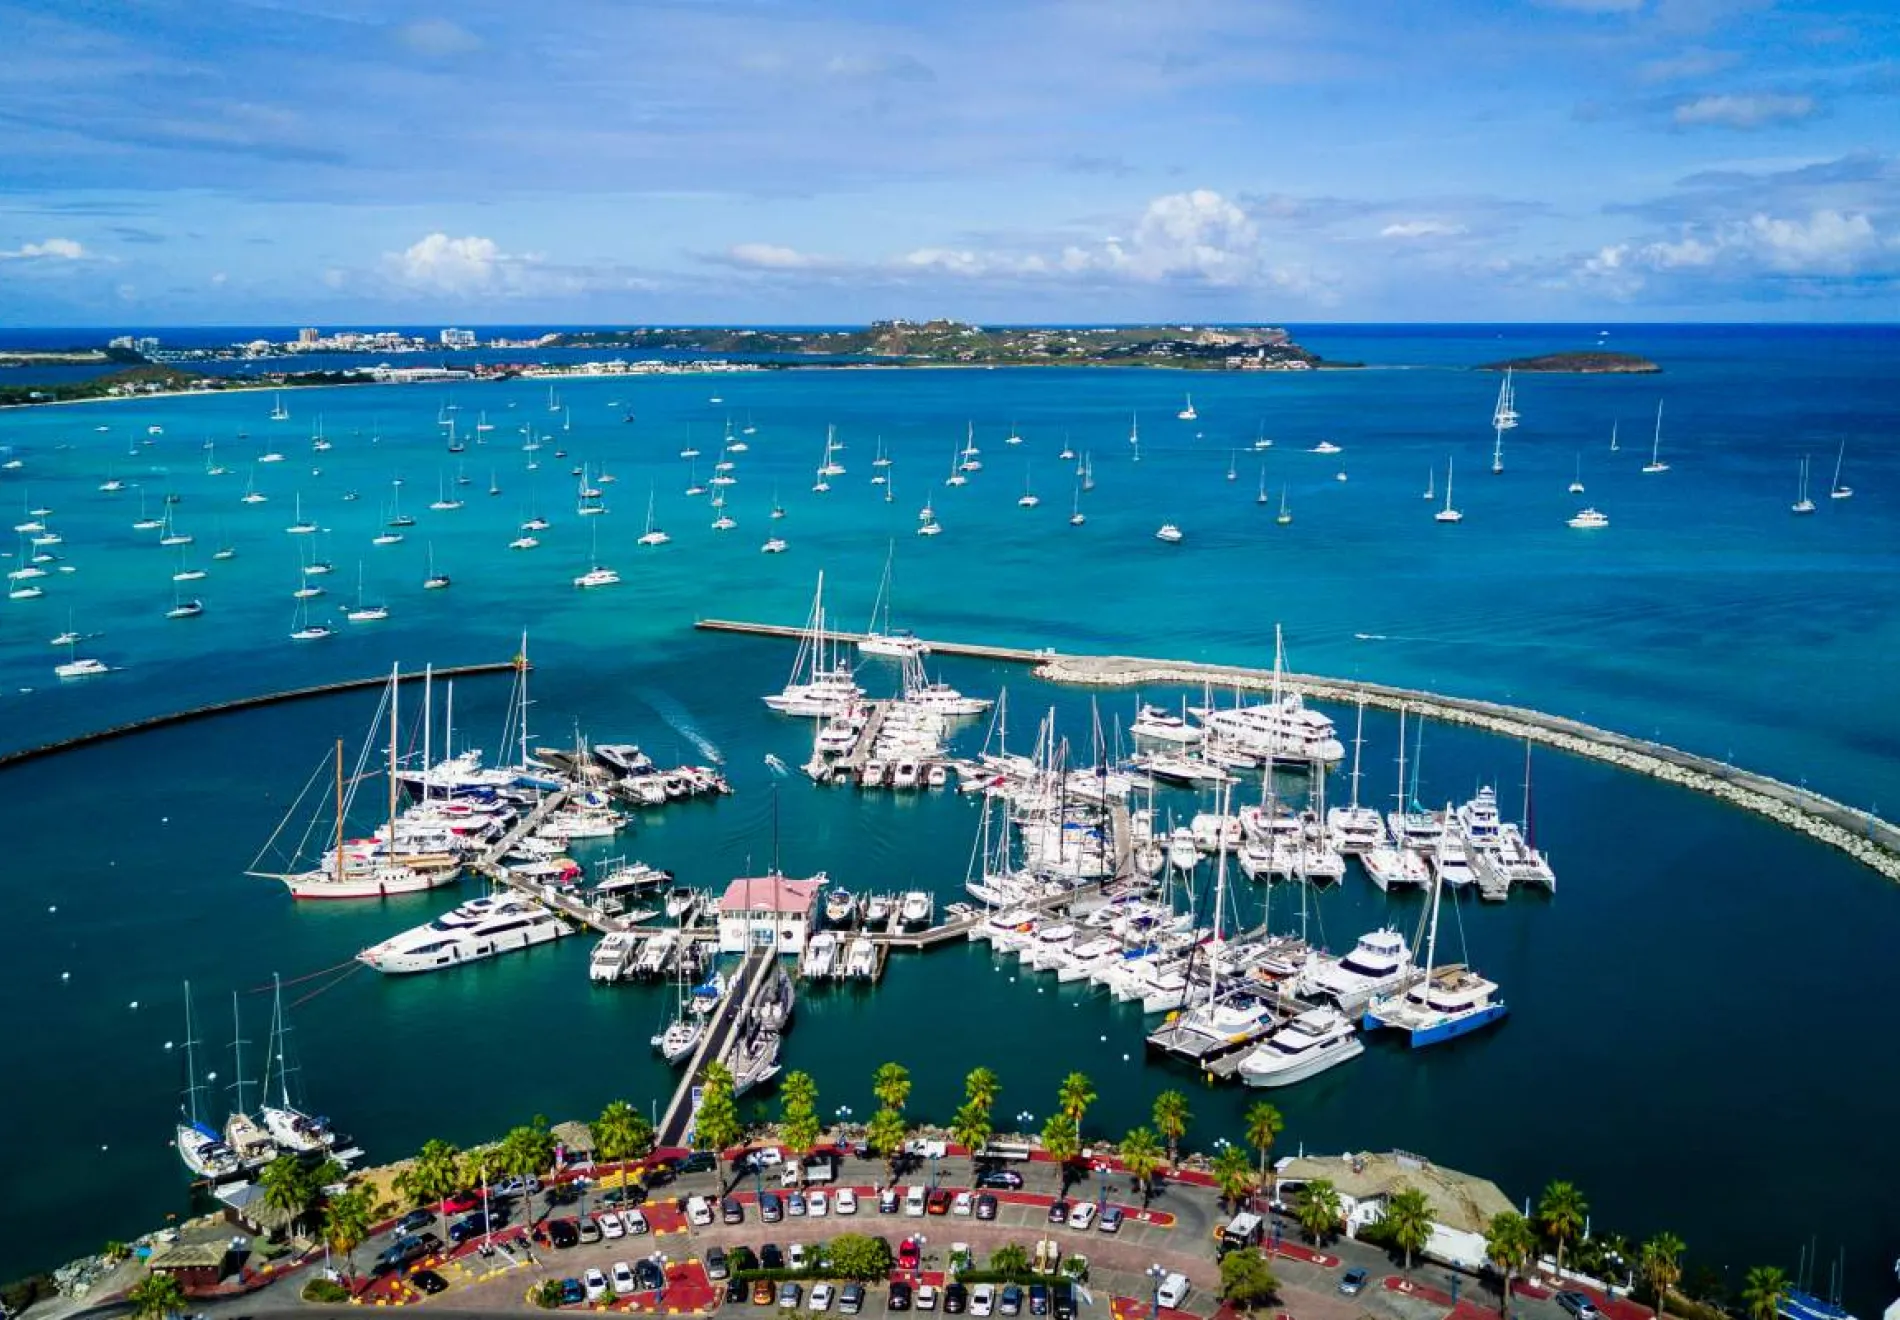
[764,753,789,776]
[644,689,723,765]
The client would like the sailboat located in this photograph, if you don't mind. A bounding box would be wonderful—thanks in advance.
[345,563,389,621]
[55,626,109,679]
[1128,412,1140,446]
[1829,441,1853,500]
[861,545,927,658]
[290,596,334,640]
[158,507,192,546]
[1568,455,1585,495]
[763,571,864,715]
[1434,457,1462,523]
[171,547,207,583]
[241,466,267,504]
[573,520,620,587]
[1422,468,1435,500]
[204,441,228,476]
[488,469,502,497]
[637,486,670,546]
[1363,866,1507,1047]
[1017,465,1040,508]
[174,984,240,1180]
[284,492,318,536]
[1177,394,1197,421]
[132,490,163,531]
[770,486,786,520]
[1277,485,1292,526]
[1609,419,1620,453]
[1491,368,1518,431]
[1069,485,1086,526]
[166,582,204,618]
[429,473,464,512]
[423,544,451,590]
[710,492,736,531]
[1256,466,1269,506]
[1791,456,1816,515]
[1641,401,1670,473]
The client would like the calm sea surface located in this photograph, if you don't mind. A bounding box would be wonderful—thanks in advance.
[1,325,1895,1311]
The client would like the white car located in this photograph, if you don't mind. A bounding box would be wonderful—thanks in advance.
[611,1261,637,1298]
[952,1191,973,1216]
[905,1185,928,1216]
[917,1284,939,1311]
[583,1268,610,1302]
[810,1284,836,1313]
[599,1212,626,1240]
[809,1190,829,1217]
[789,1243,810,1271]
[686,1196,714,1227]
[1156,1273,1190,1310]
[752,1146,786,1167]
[622,1209,650,1236]
[1067,1202,1097,1232]
[971,1284,996,1317]
[835,1188,859,1216]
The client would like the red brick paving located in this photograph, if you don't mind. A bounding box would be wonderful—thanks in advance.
[1384,1275,1456,1306]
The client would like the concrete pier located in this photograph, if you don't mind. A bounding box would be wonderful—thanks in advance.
[696,618,1900,883]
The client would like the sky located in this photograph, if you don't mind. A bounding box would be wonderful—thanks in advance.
[0,0,1895,327]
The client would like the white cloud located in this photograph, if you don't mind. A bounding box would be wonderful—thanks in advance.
[1673,93,1816,129]
[0,237,90,260]
[1739,209,1881,272]
[388,233,516,294]
[1380,220,1468,239]
[1575,208,1891,291]
[725,243,831,271]
[395,19,482,58]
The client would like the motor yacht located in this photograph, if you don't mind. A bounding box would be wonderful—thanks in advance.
[356,896,567,973]
[1303,927,1416,1012]
[1236,1007,1364,1087]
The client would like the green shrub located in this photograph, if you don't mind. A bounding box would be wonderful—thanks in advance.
[302,1277,352,1304]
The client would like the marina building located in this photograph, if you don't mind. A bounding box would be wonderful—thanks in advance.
[1273,1150,1516,1273]
[715,874,823,954]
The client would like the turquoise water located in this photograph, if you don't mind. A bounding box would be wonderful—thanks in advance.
[2,325,1897,1311]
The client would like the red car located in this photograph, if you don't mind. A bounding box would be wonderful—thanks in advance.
[440,1191,484,1214]
[926,1189,953,1215]
[898,1238,922,1271]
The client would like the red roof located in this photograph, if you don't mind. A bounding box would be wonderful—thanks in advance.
[716,875,824,915]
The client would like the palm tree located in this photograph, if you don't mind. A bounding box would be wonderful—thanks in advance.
[1538,1181,1589,1273]
[129,1273,188,1320]
[964,1067,1001,1114]
[1211,1146,1256,1210]
[1293,1179,1342,1245]
[1641,1232,1685,1320]
[1119,1127,1162,1205]
[1384,1188,1435,1272]
[782,1070,820,1116]
[1040,1114,1080,1193]
[499,1118,556,1179]
[394,1138,464,1215]
[780,1071,822,1155]
[1484,1211,1537,1317]
[1055,1072,1096,1134]
[591,1100,653,1165]
[949,1099,992,1160]
[321,1186,373,1284]
[693,1061,744,1156]
[1244,1101,1285,1191]
[872,1062,912,1113]
[1742,1267,1788,1320]
[258,1154,315,1237]
[1151,1091,1191,1167]
[865,1106,908,1185]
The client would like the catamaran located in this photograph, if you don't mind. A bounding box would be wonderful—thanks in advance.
[637,486,670,546]
[1363,866,1507,1047]
[1434,457,1462,522]
[860,545,928,658]
[1642,401,1669,473]
[1177,394,1197,421]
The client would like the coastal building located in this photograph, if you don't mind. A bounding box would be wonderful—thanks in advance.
[297,327,320,345]
[440,327,478,348]
[1272,1150,1515,1273]
[368,366,474,383]
[143,1242,234,1295]
[715,874,823,954]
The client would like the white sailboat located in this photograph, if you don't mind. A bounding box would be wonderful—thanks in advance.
[637,486,670,546]
[1791,455,1816,515]
[1070,485,1086,526]
[1177,394,1197,421]
[1568,454,1585,494]
[764,571,863,716]
[174,984,240,1180]
[861,545,927,658]
[1491,368,1518,430]
[1017,465,1040,508]
[1642,401,1670,473]
[1609,419,1620,453]
[574,521,621,587]
[284,492,317,535]
[1829,441,1853,500]
[345,564,388,621]
[423,544,451,590]
[1434,458,1462,523]
[269,392,290,422]
[1422,467,1435,500]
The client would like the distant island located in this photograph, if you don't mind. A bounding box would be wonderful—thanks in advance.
[552,319,1351,371]
[1477,351,1660,374]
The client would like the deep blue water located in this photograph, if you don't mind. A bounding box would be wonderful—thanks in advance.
[1,325,1896,1312]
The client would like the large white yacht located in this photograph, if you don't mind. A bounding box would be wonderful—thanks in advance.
[764,572,865,717]
[356,895,567,974]
[1236,1007,1364,1087]
[589,932,637,982]
[1193,693,1345,764]
[1303,927,1417,1012]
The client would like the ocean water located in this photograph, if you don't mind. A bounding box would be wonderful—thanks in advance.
[1,325,1897,1311]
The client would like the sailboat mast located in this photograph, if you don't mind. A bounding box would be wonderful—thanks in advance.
[333,739,345,887]
[422,664,433,803]
[1208,778,1230,1006]
[183,981,200,1126]
[386,663,399,844]
[1422,856,1443,981]
[1395,703,1408,820]
[1348,696,1365,811]
[230,992,249,1117]
[517,631,532,771]
[1522,741,1536,850]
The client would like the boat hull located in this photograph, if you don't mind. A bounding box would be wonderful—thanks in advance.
[1364,1001,1509,1048]
[286,867,460,900]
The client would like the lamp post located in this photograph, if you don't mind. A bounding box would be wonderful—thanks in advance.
[1147,1264,1166,1320]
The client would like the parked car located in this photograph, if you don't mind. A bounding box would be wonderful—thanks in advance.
[491,1175,541,1199]
[760,1245,784,1270]
[600,1212,625,1240]
[897,1237,922,1270]
[559,1277,586,1305]
[394,1209,435,1236]
[1052,1282,1075,1320]
[789,1243,810,1271]
[944,1283,969,1315]
[706,1247,730,1281]
[680,1151,718,1174]
[440,1191,483,1214]
[971,1284,996,1317]
[548,1218,579,1249]
[726,1279,748,1305]
[1155,1273,1189,1310]
[906,1186,929,1216]
[1067,1203,1097,1232]
[809,1190,830,1217]
[1556,1293,1600,1320]
[891,1281,914,1312]
[918,1283,940,1311]
[975,1194,998,1221]
[927,1188,953,1215]
[1338,1268,1369,1297]
[723,1197,745,1224]
[1028,1284,1049,1316]
[760,1192,784,1223]
[611,1261,637,1298]
[411,1270,448,1296]
[635,1260,665,1292]
[583,1268,610,1302]
[579,1215,604,1244]
[727,1246,758,1273]
[975,1170,1023,1190]
[787,1191,807,1217]
[751,1280,777,1306]
[810,1284,836,1313]
[879,1188,901,1214]
[622,1208,650,1236]
[686,1195,714,1226]
[1098,1206,1124,1234]
[1000,1285,1024,1316]
[1046,1200,1068,1225]
[839,1283,866,1315]
[778,1282,804,1311]
[951,1191,973,1216]
[835,1188,859,1215]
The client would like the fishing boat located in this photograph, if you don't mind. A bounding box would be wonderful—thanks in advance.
[1433,457,1462,523]
[1567,508,1609,529]
[1642,401,1670,473]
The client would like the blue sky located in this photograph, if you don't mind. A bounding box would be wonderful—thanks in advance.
[0,0,1895,326]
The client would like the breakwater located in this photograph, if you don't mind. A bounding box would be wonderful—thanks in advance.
[695,619,1900,882]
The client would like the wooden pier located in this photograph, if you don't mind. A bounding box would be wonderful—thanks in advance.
[696,617,1900,883]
